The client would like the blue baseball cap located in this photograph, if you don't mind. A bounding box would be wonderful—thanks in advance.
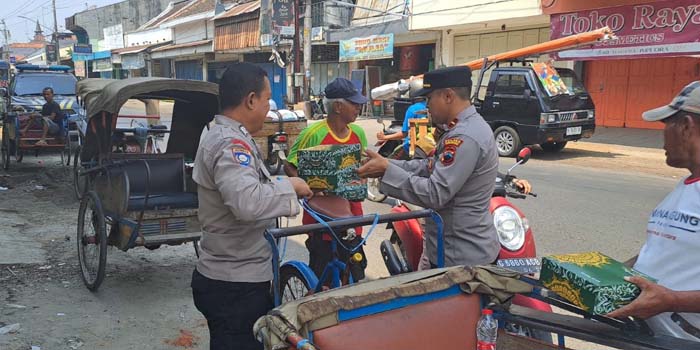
[324,78,368,104]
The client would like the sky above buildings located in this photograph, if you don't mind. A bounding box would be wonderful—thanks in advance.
[0,0,121,43]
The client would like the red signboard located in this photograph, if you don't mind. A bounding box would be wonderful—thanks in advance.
[551,0,700,60]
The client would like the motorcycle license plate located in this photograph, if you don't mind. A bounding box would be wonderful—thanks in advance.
[272,143,288,151]
[566,126,582,136]
[496,258,541,274]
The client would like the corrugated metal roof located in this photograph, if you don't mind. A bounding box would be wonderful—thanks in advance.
[141,0,193,29]
[111,44,152,54]
[150,39,212,52]
[215,0,260,20]
[214,16,259,50]
[174,0,215,19]
[112,42,173,55]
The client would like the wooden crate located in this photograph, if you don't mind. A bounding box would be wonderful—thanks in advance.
[252,119,308,158]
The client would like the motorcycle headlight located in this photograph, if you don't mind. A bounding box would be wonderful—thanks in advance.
[493,206,525,251]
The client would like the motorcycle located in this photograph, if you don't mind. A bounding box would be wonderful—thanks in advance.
[374,116,403,158]
[369,147,553,341]
[266,110,288,175]
[308,88,326,120]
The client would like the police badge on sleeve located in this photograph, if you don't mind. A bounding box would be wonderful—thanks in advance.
[230,139,253,166]
[233,149,252,166]
[440,137,463,166]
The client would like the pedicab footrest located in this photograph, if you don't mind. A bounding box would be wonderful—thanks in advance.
[128,192,198,211]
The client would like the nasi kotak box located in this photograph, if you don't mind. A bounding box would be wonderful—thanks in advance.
[297,144,367,201]
[540,252,655,315]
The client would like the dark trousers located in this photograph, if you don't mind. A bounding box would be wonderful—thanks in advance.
[191,269,272,350]
[305,235,367,286]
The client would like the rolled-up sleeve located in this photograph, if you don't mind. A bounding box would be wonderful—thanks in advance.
[380,136,479,209]
[214,142,299,221]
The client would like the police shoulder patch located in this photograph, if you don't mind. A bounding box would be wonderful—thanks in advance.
[231,139,252,152]
[440,145,457,166]
[443,137,464,148]
[231,146,252,166]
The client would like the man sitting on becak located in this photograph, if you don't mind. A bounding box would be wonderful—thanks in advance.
[284,77,369,286]
[21,87,63,146]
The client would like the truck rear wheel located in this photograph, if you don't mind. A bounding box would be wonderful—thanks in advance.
[541,141,567,152]
[494,126,521,157]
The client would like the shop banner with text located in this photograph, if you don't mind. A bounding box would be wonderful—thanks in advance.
[339,34,394,62]
[551,0,700,60]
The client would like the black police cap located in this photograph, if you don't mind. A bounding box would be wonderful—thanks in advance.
[414,66,473,97]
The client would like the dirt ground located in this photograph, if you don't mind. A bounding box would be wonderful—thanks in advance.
[0,158,208,350]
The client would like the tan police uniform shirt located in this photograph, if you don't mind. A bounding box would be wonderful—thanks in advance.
[193,115,299,283]
[380,105,500,267]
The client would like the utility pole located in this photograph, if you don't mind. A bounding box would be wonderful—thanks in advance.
[52,0,60,64]
[0,20,9,60]
[303,0,312,101]
[293,0,301,103]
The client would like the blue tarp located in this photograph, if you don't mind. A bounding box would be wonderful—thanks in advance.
[93,50,111,60]
[72,50,111,62]
[71,53,93,62]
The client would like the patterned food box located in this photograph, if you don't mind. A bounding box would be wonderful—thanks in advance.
[540,252,656,315]
[297,144,367,201]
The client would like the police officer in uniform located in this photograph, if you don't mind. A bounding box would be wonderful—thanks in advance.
[191,63,313,350]
[358,66,500,268]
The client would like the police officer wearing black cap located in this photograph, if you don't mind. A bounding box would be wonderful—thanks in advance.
[358,66,500,268]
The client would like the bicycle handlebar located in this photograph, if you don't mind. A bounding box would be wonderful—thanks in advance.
[265,209,434,239]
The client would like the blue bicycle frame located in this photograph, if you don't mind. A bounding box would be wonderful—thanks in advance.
[265,209,442,306]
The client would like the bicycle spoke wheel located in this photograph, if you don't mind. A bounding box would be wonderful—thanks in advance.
[279,265,311,303]
[77,191,107,291]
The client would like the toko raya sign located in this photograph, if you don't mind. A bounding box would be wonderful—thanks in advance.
[551,0,700,60]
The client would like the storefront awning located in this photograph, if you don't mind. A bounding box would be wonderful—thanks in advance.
[93,50,111,60]
[150,39,213,59]
[328,19,408,43]
[73,50,111,62]
[72,53,93,62]
[112,44,153,55]
[92,58,112,72]
[121,53,146,70]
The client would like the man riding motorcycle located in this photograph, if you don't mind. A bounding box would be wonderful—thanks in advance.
[376,79,434,160]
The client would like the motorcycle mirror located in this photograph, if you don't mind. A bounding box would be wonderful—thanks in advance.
[516,147,532,164]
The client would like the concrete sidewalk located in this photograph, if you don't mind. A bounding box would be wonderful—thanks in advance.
[536,126,682,179]
[586,126,663,150]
